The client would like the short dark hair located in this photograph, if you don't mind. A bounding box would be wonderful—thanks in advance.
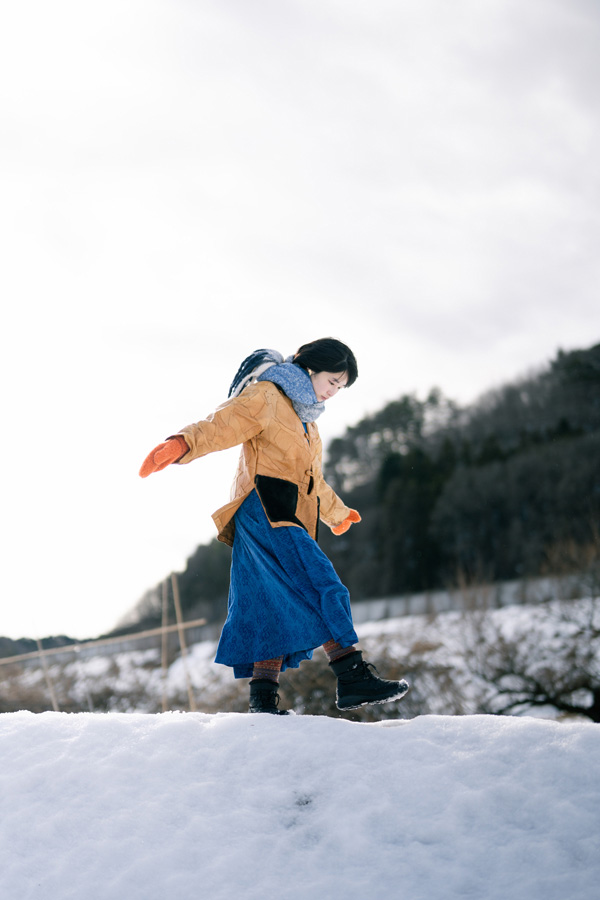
[293,338,358,386]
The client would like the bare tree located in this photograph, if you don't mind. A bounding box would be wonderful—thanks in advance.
[462,595,600,722]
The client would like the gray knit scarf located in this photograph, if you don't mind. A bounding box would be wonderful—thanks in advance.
[228,349,326,423]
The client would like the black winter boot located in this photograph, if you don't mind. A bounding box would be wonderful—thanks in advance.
[329,651,409,710]
[249,679,292,715]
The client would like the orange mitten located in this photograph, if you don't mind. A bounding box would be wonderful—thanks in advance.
[332,509,361,535]
[139,435,189,478]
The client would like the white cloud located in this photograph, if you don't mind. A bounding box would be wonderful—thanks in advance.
[0,0,599,638]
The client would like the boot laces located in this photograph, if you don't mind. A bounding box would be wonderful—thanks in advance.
[363,661,383,680]
[342,660,379,683]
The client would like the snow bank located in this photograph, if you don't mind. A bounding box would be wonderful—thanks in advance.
[1,711,598,900]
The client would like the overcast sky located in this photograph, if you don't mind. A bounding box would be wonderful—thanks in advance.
[1,0,599,641]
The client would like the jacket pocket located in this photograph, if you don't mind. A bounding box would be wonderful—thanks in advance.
[254,475,306,530]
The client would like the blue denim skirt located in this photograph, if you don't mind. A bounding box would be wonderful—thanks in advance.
[215,490,358,678]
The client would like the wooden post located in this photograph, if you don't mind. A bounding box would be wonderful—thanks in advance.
[36,638,59,712]
[161,578,169,713]
[73,644,94,712]
[171,572,197,712]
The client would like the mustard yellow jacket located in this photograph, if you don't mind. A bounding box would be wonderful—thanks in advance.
[176,381,351,547]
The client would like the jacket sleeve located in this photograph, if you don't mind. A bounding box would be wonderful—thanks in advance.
[311,430,351,529]
[173,383,273,463]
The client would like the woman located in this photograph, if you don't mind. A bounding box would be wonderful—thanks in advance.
[140,338,409,715]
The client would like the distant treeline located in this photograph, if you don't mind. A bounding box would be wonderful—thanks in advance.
[0,635,77,661]
[121,342,600,633]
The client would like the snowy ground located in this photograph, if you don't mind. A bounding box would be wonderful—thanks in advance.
[1,710,598,900]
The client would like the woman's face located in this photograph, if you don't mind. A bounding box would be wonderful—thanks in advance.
[310,370,348,402]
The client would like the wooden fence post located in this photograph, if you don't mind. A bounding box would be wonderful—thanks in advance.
[171,572,197,712]
[161,578,169,713]
[36,638,59,712]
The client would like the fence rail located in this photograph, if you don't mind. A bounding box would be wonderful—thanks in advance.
[0,617,208,667]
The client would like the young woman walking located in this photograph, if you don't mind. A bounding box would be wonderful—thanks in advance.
[139,338,409,714]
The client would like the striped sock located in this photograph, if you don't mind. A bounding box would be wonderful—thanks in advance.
[251,656,284,684]
[322,640,357,663]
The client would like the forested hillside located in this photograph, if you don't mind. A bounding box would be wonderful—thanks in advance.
[122,343,600,633]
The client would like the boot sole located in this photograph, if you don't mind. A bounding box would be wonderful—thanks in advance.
[336,683,410,710]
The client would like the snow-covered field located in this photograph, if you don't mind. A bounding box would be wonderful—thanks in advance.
[1,710,598,900]
[5,598,598,721]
